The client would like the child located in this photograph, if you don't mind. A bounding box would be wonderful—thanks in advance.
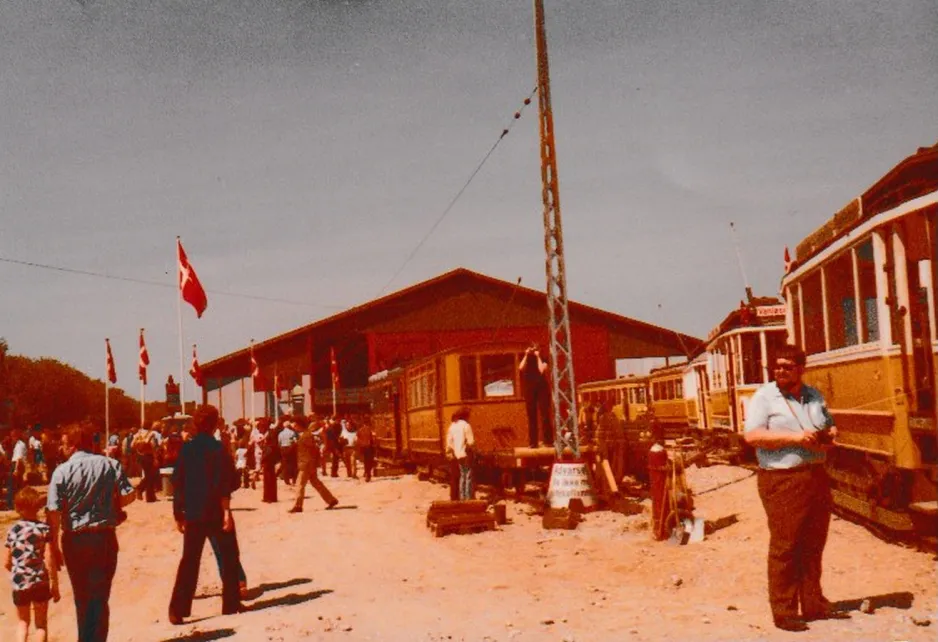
[235,437,252,489]
[4,487,59,642]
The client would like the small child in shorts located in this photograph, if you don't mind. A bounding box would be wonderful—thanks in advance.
[4,486,60,642]
[235,437,251,489]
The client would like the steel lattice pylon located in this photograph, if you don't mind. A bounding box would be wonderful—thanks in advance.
[534,0,580,459]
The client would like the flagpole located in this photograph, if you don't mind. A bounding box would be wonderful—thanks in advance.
[274,368,279,423]
[105,345,110,455]
[250,339,256,427]
[176,236,186,415]
[331,377,337,417]
[140,328,146,429]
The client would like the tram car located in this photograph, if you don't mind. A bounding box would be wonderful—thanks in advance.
[577,375,649,423]
[367,342,533,471]
[780,143,937,537]
[694,298,789,453]
[647,362,689,438]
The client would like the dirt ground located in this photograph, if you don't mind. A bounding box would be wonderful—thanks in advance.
[1,464,935,642]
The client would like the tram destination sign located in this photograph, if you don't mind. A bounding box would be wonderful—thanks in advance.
[755,305,786,318]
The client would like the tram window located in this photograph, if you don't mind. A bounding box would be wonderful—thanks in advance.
[741,333,763,384]
[459,356,479,401]
[856,239,879,343]
[826,250,859,349]
[675,380,683,398]
[790,290,803,348]
[765,331,786,381]
[666,380,674,400]
[801,271,826,354]
[481,353,515,398]
[638,387,647,404]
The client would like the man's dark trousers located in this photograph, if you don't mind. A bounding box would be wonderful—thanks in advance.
[62,529,119,642]
[169,520,240,618]
[757,465,832,620]
[524,387,552,447]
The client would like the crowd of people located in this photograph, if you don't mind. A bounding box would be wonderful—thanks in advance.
[0,408,384,642]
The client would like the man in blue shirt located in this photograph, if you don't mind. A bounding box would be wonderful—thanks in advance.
[168,404,240,624]
[47,424,136,642]
[744,344,847,632]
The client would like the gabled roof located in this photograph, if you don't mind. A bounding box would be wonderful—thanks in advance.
[202,267,702,370]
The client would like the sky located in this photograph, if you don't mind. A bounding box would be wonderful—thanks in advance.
[1,0,936,399]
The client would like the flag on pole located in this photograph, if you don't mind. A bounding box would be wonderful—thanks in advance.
[250,347,260,384]
[177,238,208,318]
[106,338,117,384]
[783,246,793,274]
[330,346,339,389]
[138,329,150,385]
[190,344,203,387]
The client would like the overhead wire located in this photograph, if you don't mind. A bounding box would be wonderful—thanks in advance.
[0,256,345,310]
[375,86,539,297]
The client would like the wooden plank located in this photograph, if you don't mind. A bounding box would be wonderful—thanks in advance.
[429,513,496,528]
[428,500,488,513]
[601,459,619,496]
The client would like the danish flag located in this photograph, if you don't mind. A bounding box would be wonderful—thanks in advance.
[105,338,117,384]
[250,347,260,384]
[190,344,203,387]
[138,329,150,385]
[177,238,208,318]
[783,246,793,274]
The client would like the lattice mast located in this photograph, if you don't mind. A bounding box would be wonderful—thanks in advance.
[534,0,580,458]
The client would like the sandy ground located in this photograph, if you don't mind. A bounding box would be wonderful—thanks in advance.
[1,464,936,642]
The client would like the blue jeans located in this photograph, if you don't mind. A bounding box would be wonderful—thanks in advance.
[458,459,473,500]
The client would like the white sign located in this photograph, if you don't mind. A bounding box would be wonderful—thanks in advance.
[756,305,786,318]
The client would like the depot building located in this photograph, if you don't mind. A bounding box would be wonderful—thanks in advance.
[199,268,702,423]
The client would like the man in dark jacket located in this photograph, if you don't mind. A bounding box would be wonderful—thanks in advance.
[168,405,241,624]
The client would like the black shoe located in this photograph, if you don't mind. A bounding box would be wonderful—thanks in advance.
[288,506,302,514]
[774,616,809,632]
[326,500,339,510]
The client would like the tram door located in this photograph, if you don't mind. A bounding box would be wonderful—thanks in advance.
[906,212,936,417]
[694,363,709,430]
[392,386,403,457]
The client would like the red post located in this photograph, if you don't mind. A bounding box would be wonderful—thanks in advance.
[648,443,669,540]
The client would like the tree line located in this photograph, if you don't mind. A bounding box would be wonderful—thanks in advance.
[0,338,175,433]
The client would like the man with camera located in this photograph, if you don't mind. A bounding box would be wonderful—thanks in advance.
[744,344,845,632]
[519,344,552,448]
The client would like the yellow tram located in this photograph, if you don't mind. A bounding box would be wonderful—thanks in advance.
[648,362,689,437]
[694,299,789,452]
[780,143,937,536]
[577,375,649,423]
[368,342,533,468]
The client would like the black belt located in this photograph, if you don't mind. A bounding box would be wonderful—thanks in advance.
[64,525,116,535]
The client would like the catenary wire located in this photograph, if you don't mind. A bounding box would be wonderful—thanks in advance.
[375,87,539,297]
[0,256,345,310]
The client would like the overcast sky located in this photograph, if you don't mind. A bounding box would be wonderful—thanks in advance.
[1,0,935,399]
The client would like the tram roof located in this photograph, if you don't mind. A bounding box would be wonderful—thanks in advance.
[202,267,702,373]
[795,143,938,265]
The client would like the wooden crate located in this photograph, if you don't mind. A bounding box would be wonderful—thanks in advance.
[426,500,496,537]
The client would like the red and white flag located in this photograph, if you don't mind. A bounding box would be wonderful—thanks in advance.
[190,344,204,387]
[105,338,117,384]
[783,246,793,274]
[330,346,339,389]
[138,329,150,385]
[250,347,260,384]
[177,238,208,318]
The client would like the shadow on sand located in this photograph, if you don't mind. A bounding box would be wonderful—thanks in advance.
[246,588,333,612]
[159,627,236,642]
[835,591,915,613]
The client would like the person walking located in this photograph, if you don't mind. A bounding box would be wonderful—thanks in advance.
[356,421,376,482]
[445,408,475,501]
[339,419,358,479]
[277,421,298,486]
[168,405,241,625]
[5,487,61,642]
[132,423,159,503]
[743,344,846,632]
[288,417,338,513]
[46,424,136,642]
